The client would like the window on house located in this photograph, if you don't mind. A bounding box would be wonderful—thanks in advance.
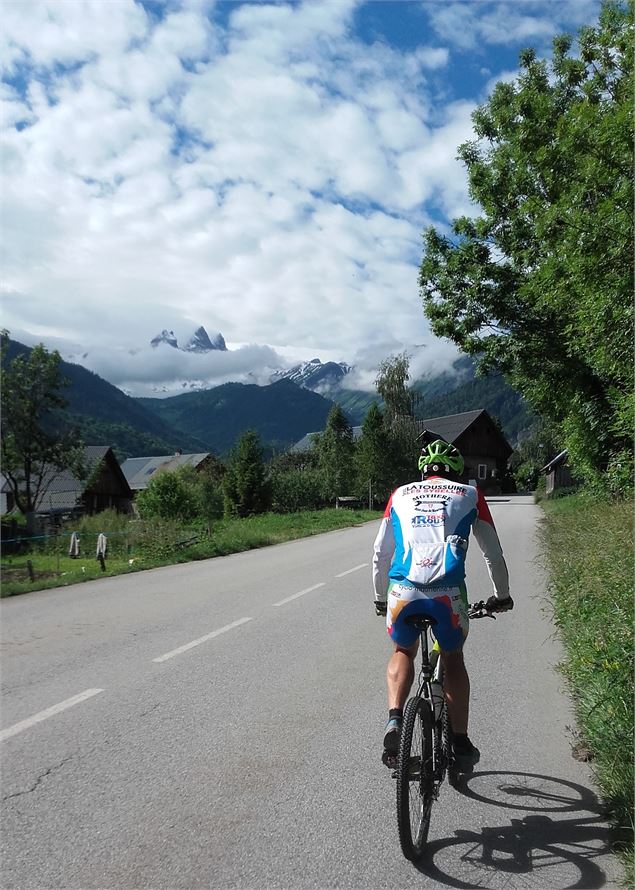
[478,464,487,480]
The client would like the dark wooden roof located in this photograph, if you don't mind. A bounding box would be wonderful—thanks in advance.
[2,446,132,513]
[418,409,487,443]
[418,409,512,458]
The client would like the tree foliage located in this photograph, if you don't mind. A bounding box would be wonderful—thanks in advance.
[419,1,634,493]
[374,352,421,486]
[0,333,85,519]
[313,403,355,501]
[354,403,395,503]
[375,352,417,422]
[135,466,201,522]
[223,429,272,517]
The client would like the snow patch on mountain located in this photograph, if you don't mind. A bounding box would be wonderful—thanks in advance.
[271,358,352,393]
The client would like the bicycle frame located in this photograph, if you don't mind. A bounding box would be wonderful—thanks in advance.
[411,620,447,784]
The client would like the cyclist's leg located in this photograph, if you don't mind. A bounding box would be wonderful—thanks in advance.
[387,640,419,710]
[417,585,479,769]
[428,583,470,733]
[441,649,469,734]
[382,582,428,759]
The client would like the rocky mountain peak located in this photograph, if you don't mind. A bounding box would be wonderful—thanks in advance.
[184,326,227,353]
[150,325,227,353]
[151,329,178,349]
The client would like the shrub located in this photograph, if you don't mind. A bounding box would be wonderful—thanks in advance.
[136,467,200,521]
[271,468,326,512]
[223,430,272,517]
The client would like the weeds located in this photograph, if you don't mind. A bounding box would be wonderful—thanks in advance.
[540,492,634,881]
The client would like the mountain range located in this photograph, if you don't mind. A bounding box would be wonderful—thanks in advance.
[3,337,535,461]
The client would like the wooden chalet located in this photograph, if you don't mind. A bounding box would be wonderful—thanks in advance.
[290,408,513,494]
[418,409,513,494]
[1,445,133,518]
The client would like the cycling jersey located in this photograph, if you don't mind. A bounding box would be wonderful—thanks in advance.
[372,477,509,603]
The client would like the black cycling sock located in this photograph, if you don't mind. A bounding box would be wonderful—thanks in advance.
[452,733,472,753]
[389,708,403,722]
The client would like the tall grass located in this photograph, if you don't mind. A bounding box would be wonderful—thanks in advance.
[1,508,379,596]
[540,492,634,878]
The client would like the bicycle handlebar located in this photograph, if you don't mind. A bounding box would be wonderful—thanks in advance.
[468,599,513,620]
[468,602,497,620]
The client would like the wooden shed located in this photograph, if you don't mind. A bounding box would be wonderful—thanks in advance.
[542,449,574,495]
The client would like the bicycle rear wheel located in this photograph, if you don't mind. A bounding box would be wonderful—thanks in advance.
[396,696,434,861]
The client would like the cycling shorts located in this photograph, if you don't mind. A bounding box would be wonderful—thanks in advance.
[386,580,469,651]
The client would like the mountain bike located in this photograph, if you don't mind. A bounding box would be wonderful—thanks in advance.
[395,601,496,862]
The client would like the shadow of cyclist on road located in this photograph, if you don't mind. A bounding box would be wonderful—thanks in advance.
[413,771,618,889]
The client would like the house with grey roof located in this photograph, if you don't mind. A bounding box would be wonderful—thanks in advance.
[120,452,215,493]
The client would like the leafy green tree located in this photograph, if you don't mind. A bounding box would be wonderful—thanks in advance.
[314,404,355,501]
[136,467,200,522]
[354,403,395,505]
[374,352,418,422]
[419,1,633,493]
[0,333,84,529]
[223,430,272,517]
[193,459,225,527]
[374,353,420,485]
[270,467,325,513]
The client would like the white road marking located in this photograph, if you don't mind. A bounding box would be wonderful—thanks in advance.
[0,689,104,742]
[273,582,325,607]
[152,617,253,663]
[335,563,368,578]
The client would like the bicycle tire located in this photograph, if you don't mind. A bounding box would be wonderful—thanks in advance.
[396,695,435,861]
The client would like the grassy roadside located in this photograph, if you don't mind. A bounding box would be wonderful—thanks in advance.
[539,492,634,881]
[1,508,380,597]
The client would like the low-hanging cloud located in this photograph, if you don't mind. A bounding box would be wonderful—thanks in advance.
[77,342,285,397]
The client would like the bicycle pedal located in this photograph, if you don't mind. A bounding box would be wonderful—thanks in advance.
[382,751,398,770]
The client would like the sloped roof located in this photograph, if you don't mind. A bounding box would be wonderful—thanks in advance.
[542,449,568,473]
[417,409,485,443]
[2,446,131,513]
[289,409,512,456]
[121,452,211,491]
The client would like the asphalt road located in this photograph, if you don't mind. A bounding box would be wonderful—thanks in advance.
[1,496,623,889]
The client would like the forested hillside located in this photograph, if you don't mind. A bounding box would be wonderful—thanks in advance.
[3,339,207,459]
[337,357,533,445]
[137,379,335,454]
[417,374,535,445]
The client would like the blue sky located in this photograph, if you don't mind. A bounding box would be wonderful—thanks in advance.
[1,0,600,396]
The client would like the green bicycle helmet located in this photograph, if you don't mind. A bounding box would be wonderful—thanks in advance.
[418,439,464,476]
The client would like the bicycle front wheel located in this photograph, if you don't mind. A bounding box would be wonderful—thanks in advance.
[396,696,435,861]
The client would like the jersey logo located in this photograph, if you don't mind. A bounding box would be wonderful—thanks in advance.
[411,514,444,526]
[412,495,449,513]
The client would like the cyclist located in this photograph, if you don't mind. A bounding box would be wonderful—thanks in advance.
[372,438,513,771]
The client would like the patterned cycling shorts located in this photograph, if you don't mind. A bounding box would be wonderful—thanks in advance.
[387,580,469,651]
